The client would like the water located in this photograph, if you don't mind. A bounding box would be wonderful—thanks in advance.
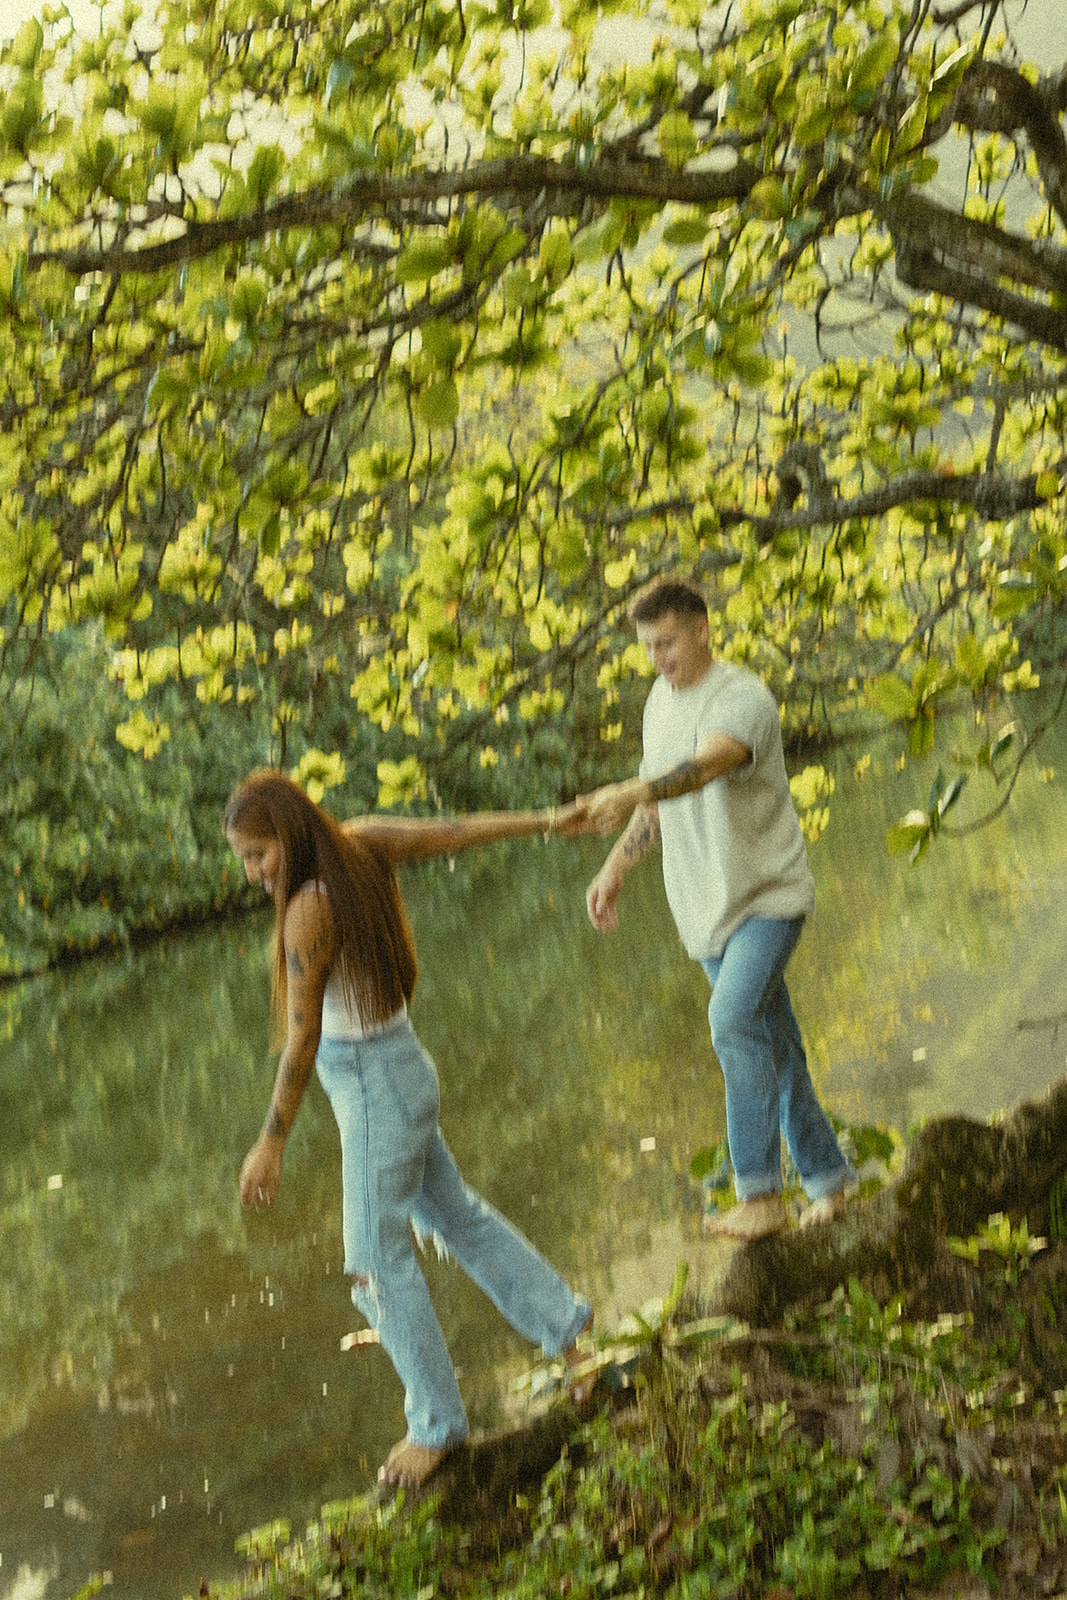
[3,715,1067,1600]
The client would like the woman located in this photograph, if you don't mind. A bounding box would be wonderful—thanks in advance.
[223,771,593,1490]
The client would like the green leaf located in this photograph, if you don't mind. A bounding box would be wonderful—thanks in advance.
[749,176,790,218]
[246,143,285,208]
[656,110,697,171]
[324,58,354,106]
[420,319,462,367]
[866,673,914,721]
[11,17,44,70]
[894,93,928,156]
[662,216,708,246]
[418,377,460,429]
[396,238,454,284]
[993,572,1036,620]
[850,30,898,99]
[885,811,930,860]
[537,226,572,285]
[793,100,836,147]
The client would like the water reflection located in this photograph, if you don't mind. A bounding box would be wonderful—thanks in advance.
[3,730,1067,1599]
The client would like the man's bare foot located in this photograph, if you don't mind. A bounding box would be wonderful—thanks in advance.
[377,1437,452,1489]
[563,1312,598,1404]
[798,1187,848,1230]
[703,1194,787,1242]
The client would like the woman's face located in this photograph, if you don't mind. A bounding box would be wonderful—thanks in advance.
[227,827,282,896]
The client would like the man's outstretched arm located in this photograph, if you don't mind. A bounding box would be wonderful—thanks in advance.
[580,731,750,837]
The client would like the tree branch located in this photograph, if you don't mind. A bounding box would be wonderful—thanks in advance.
[955,59,1067,232]
[27,156,761,278]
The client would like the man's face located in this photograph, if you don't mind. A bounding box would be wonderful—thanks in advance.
[635,610,710,689]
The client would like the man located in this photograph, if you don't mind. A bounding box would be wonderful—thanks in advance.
[583,578,851,1242]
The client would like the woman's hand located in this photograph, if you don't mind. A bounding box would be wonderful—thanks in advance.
[578,778,647,836]
[240,1133,284,1210]
[550,799,596,837]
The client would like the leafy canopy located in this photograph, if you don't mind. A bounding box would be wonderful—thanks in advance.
[1,0,1065,824]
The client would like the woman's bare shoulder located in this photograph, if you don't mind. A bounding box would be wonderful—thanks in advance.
[283,881,336,953]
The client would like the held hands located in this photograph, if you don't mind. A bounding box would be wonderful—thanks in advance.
[239,1134,284,1211]
[575,777,645,836]
[538,788,643,840]
[549,799,598,838]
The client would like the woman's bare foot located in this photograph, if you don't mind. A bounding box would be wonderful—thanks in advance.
[703,1193,787,1242]
[797,1187,848,1230]
[564,1312,598,1403]
[378,1437,452,1489]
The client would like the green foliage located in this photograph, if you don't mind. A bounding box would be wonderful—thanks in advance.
[884,767,968,864]
[0,0,1063,833]
[1051,1174,1067,1246]
[205,1265,1065,1600]
[948,1211,1048,1288]
[0,626,267,974]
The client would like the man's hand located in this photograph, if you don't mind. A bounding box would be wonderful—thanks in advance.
[239,1134,284,1210]
[552,798,597,837]
[586,863,623,932]
[578,778,646,836]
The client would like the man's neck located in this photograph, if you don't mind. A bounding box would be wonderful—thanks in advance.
[669,653,714,691]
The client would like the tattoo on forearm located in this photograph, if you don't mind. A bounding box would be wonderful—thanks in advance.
[647,758,704,804]
[266,1104,287,1138]
[621,807,661,864]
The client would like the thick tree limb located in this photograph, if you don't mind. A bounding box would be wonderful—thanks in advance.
[26,156,762,278]
[955,59,1067,232]
[734,467,1056,535]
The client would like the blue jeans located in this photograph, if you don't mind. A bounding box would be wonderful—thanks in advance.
[315,1020,591,1450]
[700,917,851,1204]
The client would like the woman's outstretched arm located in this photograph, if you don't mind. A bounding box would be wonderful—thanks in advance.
[344,801,589,863]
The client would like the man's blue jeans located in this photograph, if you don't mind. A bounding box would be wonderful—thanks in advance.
[316,1021,591,1450]
[700,917,851,1203]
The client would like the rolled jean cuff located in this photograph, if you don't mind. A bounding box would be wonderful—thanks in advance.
[803,1166,855,1202]
[733,1176,783,1203]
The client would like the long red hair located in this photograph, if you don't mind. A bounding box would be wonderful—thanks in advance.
[223,771,417,1040]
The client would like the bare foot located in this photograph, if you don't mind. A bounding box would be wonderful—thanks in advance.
[563,1312,598,1403]
[703,1194,787,1242]
[797,1187,848,1230]
[377,1437,452,1489]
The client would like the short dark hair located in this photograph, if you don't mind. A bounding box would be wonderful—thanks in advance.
[629,579,707,626]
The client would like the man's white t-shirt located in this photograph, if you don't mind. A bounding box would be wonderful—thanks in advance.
[639,660,815,961]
